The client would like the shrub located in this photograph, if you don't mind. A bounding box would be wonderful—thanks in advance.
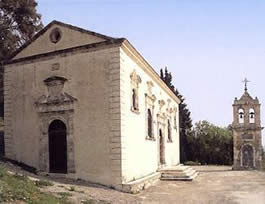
[69,186,75,191]
[35,180,54,188]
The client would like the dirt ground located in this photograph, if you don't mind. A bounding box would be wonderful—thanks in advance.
[1,161,265,204]
[139,166,265,204]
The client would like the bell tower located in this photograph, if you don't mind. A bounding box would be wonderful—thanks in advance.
[232,78,263,170]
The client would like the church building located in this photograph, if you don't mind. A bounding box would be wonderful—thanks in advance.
[3,21,182,192]
[232,79,263,170]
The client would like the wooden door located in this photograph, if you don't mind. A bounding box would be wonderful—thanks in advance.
[49,120,67,173]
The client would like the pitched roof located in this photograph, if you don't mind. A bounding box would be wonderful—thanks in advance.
[8,20,117,60]
[4,38,125,65]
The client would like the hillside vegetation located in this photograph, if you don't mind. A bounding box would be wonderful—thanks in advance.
[0,166,70,203]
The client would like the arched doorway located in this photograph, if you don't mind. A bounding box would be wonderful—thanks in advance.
[49,120,67,173]
[159,129,165,165]
[242,144,254,168]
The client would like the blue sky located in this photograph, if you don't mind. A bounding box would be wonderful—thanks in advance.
[37,0,265,143]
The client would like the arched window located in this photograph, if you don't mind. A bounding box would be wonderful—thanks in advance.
[238,108,244,124]
[249,108,255,123]
[148,109,152,137]
[132,89,137,110]
[168,119,172,142]
[130,70,141,113]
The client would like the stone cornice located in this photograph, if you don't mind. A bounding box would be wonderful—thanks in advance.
[120,40,181,104]
[232,126,264,131]
[4,38,125,67]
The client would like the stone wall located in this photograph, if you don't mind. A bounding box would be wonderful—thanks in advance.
[4,43,122,187]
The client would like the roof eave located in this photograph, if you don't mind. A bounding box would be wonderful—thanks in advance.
[120,39,181,104]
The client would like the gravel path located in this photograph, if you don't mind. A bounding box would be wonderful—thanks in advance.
[1,160,265,204]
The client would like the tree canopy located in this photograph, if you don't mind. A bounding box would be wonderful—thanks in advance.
[0,0,43,61]
[187,120,233,165]
[0,0,43,117]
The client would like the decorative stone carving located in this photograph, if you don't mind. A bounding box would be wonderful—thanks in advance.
[145,81,156,141]
[147,81,154,96]
[36,76,77,109]
[36,76,77,174]
[166,99,173,114]
[130,70,142,85]
[130,70,141,113]
[158,100,165,113]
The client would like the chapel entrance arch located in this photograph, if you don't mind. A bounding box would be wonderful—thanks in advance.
[242,144,254,168]
[48,120,67,173]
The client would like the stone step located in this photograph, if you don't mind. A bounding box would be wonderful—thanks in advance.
[159,165,199,181]
[161,172,199,181]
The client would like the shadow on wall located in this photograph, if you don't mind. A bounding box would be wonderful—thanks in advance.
[0,131,4,156]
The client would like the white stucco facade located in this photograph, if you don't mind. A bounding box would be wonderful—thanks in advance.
[120,46,180,183]
[4,21,180,191]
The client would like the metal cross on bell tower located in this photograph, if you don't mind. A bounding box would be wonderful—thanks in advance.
[242,78,250,92]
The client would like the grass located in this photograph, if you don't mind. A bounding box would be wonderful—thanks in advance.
[57,192,73,198]
[35,179,54,188]
[80,199,111,204]
[0,167,71,203]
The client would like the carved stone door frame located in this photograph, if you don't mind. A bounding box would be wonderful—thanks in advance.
[38,110,76,174]
[240,143,255,168]
[35,76,77,174]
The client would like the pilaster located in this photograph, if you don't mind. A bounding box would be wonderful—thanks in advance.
[4,67,15,159]
[109,47,123,189]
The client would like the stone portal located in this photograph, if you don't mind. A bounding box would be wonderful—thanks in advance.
[242,145,254,168]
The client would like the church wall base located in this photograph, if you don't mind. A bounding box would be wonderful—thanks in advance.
[232,166,257,170]
[121,172,161,194]
[232,163,263,170]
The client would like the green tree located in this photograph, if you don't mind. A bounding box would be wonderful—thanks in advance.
[187,120,233,165]
[0,0,43,116]
[0,0,43,60]
[160,67,193,162]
